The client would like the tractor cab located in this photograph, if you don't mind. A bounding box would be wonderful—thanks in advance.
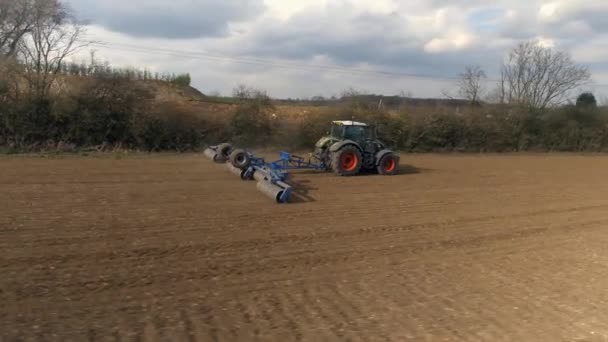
[329,121,376,144]
[316,120,381,150]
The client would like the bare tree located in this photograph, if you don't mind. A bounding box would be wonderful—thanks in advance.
[0,56,22,101]
[440,88,455,100]
[232,84,271,105]
[457,65,486,104]
[0,0,36,56]
[499,40,591,110]
[18,0,85,100]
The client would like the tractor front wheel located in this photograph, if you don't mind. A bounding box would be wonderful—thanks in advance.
[331,146,362,176]
[377,153,399,175]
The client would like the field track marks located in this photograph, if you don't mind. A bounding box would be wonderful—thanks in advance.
[4,154,608,340]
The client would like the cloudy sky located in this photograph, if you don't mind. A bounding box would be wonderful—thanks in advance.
[65,0,608,100]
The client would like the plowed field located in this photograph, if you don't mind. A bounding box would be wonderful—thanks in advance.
[2,153,608,341]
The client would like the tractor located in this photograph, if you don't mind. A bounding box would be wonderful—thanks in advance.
[203,120,400,203]
[313,120,399,176]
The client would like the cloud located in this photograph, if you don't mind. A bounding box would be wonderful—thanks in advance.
[66,0,608,99]
[424,33,476,53]
[571,35,608,64]
[538,1,608,33]
[68,0,265,39]
[207,2,490,77]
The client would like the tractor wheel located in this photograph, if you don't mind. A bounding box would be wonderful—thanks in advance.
[230,149,251,169]
[215,143,233,162]
[331,145,362,176]
[377,153,399,175]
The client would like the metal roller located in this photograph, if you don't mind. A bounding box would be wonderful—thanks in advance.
[253,169,270,182]
[226,163,245,177]
[256,181,291,203]
[203,148,217,161]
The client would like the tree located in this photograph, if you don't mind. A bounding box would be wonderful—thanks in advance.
[576,92,597,108]
[172,73,191,87]
[499,40,591,110]
[0,0,35,56]
[18,0,85,100]
[457,65,486,104]
[232,84,270,104]
[230,85,274,145]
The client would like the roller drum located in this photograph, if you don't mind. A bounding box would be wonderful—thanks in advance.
[253,169,270,182]
[257,181,287,203]
[203,148,217,160]
[226,163,245,177]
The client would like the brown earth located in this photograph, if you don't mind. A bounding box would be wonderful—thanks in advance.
[2,153,608,341]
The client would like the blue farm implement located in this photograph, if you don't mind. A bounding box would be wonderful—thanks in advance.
[225,150,327,203]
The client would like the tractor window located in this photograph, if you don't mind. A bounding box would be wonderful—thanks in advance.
[330,124,342,138]
[344,126,367,141]
[364,126,375,139]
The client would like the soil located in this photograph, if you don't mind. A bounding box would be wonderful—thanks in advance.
[2,153,608,341]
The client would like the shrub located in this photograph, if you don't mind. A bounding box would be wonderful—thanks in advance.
[228,86,276,146]
[576,92,597,108]
[172,73,191,87]
[58,75,152,146]
[132,102,207,151]
[3,73,608,154]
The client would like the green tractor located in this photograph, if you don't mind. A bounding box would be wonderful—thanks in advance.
[314,120,399,176]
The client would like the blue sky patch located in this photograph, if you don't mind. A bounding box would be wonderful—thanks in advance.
[469,7,505,33]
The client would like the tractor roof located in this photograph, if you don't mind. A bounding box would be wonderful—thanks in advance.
[332,120,368,126]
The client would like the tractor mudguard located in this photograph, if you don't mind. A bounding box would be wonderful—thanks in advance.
[329,140,362,153]
[375,149,398,165]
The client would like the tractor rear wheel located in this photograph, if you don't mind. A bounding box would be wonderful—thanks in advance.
[230,149,251,169]
[377,153,399,175]
[331,145,362,176]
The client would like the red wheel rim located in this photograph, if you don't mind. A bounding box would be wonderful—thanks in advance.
[384,158,396,172]
[340,152,358,171]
